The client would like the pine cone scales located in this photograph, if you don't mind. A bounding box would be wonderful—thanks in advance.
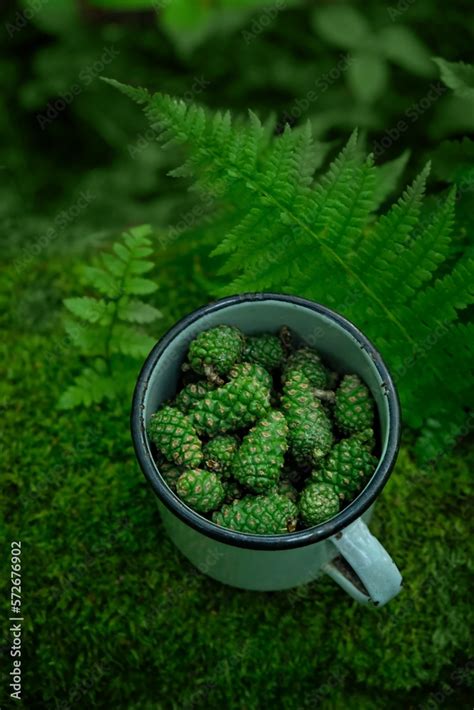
[312,435,378,500]
[176,469,224,513]
[148,406,202,468]
[243,334,285,370]
[283,347,329,389]
[203,435,239,476]
[281,371,333,464]
[299,483,340,525]
[228,362,273,390]
[187,325,244,377]
[190,375,270,435]
[149,324,379,531]
[232,410,288,492]
[174,381,215,413]
[334,374,374,434]
[213,493,298,534]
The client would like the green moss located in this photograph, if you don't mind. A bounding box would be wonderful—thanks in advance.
[1,251,473,709]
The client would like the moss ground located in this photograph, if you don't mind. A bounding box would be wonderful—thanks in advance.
[1,250,473,709]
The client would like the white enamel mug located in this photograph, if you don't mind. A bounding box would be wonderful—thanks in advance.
[131,294,402,606]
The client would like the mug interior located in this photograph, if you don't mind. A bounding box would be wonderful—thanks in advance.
[133,293,400,549]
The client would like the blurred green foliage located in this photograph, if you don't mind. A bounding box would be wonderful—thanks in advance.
[1,0,473,707]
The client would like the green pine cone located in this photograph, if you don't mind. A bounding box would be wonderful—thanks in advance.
[228,362,273,390]
[202,435,239,476]
[189,375,270,436]
[334,374,374,434]
[159,461,183,491]
[173,381,215,414]
[243,334,285,370]
[213,492,298,534]
[283,347,329,389]
[311,435,378,500]
[281,371,334,465]
[231,410,288,493]
[176,468,225,513]
[353,427,376,453]
[299,482,340,526]
[187,325,244,377]
[148,406,202,468]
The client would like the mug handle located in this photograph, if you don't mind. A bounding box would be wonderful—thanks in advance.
[322,518,402,606]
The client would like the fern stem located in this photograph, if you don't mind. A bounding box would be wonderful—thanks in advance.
[103,268,129,373]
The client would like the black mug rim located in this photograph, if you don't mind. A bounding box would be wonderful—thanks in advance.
[131,293,401,551]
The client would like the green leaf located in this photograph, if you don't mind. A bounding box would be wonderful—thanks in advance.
[433,58,474,99]
[58,364,114,410]
[61,222,159,409]
[391,188,456,304]
[81,265,120,298]
[355,164,430,284]
[312,5,372,50]
[128,260,155,275]
[64,318,107,357]
[102,252,128,279]
[123,276,158,295]
[64,297,113,325]
[118,300,162,324]
[379,26,434,77]
[111,326,156,358]
[113,242,131,262]
[347,53,388,103]
[18,0,80,34]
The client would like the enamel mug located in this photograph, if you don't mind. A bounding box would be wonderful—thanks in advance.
[131,293,402,606]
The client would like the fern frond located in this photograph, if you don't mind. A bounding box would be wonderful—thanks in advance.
[64,297,114,325]
[110,326,157,359]
[64,317,107,357]
[58,361,114,409]
[117,300,162,324]
[81,265,119,297]
[60,224,160,409]
[108,81,473,437]
[410,254,474,326]
[392,188,456,304]
[354,164,430,283]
